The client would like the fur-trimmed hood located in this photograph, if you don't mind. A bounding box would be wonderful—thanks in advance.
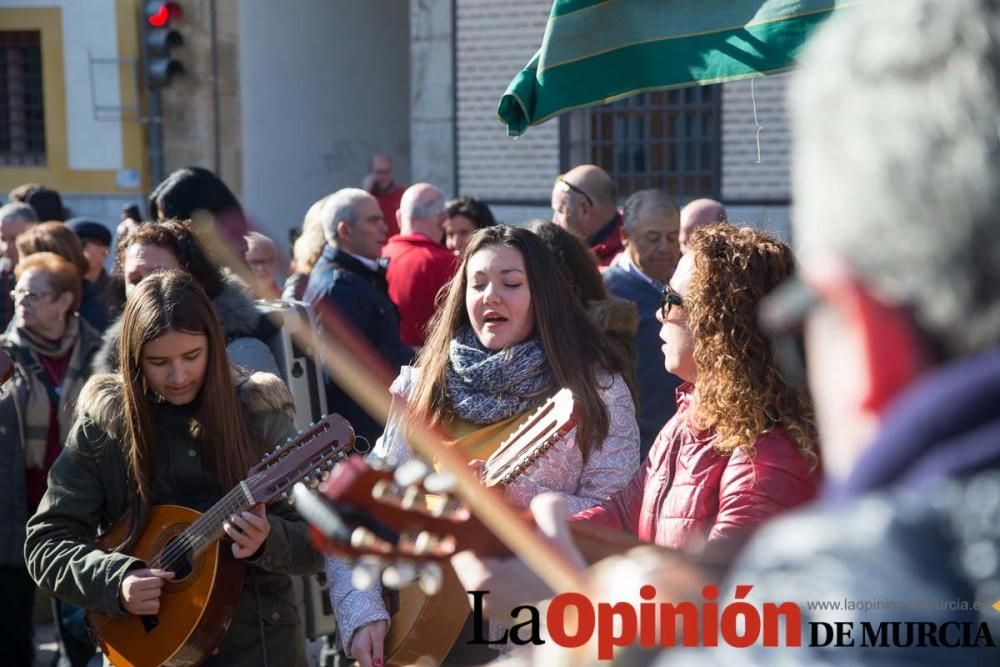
[74,367,294,441]
[586,296,640,338]
[92,270,262,375]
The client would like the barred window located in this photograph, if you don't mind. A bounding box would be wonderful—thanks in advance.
[561,85,721,201]
[0,31,45,167]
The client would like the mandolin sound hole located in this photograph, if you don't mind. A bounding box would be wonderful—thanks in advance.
[159,535,195,579]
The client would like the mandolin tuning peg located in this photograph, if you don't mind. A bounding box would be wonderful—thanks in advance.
[350,527,391,554]
[352,559,381,591]
[394,459,431,488]
[423,471,457,494]
[401,485,426,511]
[418,562,444,596]
[382,562,418,589]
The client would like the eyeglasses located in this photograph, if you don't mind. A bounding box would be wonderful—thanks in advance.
[660,285,684,319]
[556,176,594,208]
[10,289,56,303]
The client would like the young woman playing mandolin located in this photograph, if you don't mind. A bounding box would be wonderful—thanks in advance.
[329,225,641,666]
[25,270,322,666]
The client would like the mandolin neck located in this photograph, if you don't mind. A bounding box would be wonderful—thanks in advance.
[153,482,257,566]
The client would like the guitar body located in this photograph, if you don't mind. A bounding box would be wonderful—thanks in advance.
[88,505,245,667]
[383,563,469,666]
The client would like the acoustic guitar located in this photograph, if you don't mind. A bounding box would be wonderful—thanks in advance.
[88,413,358,667]
[298,390,644,665]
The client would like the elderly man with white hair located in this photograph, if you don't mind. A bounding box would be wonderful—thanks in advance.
[302,188,414,445]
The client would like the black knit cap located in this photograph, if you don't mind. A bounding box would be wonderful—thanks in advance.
[66,217,112,247]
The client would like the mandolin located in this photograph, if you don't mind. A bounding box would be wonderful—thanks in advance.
[88,413,358,667]
[297,389,643,666]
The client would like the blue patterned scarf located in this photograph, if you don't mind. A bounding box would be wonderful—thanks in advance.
[446,328,552,424]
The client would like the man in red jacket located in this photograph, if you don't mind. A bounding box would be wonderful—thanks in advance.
[365,154,405,238]
[381,184,458,348]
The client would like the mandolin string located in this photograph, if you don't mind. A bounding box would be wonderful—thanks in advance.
[117,438,343,578]
[154,493,245,570]
[152,488,249,570]
[85,491,249,636]
[90,440,344,636]
[486,419,575,483]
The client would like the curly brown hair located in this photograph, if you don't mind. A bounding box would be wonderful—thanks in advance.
[686,224,817,462]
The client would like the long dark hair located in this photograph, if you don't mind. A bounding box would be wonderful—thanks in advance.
[411,225,623,459]
[149,167,248,252]
[526,220,608,304]
[118,270,256,546]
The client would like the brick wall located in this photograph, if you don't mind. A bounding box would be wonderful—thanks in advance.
[455,0,559,202]
[721,73,793,203]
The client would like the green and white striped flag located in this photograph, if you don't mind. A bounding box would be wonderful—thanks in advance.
[498,0,866,136]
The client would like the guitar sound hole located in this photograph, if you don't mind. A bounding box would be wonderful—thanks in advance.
[160,536,195,579]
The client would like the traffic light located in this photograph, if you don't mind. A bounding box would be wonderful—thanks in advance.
[143,1,184,88]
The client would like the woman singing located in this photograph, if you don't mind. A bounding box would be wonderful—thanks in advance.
[24,270,321,666]
[330,225,641,666]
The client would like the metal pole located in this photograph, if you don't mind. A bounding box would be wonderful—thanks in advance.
[138,8,164,189]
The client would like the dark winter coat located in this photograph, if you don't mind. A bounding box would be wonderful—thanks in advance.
[24,370,323,667]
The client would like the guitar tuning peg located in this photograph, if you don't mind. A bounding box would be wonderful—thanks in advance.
[394,459,431,488]
[320,470,331,482]
[308,477,321,489]
[382,562,418,589]
[418,563,444,596]
[423,471,457,494]
[352,559,381,591]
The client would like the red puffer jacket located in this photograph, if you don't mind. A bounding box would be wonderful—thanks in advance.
[574,383,819,553]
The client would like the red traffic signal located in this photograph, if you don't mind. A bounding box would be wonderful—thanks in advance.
[147,2,182,28]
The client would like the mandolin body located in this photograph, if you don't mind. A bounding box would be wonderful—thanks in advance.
[88,505,244,667]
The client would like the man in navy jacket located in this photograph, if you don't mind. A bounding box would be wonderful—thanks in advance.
[603,189,683,458]
[304,188,414,446]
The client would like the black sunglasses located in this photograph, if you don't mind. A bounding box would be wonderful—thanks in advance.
[660,285,684,319]
[557,176,594,208]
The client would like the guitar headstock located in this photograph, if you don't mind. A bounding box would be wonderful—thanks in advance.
[295,456,518,594]
[246,413,358,505]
